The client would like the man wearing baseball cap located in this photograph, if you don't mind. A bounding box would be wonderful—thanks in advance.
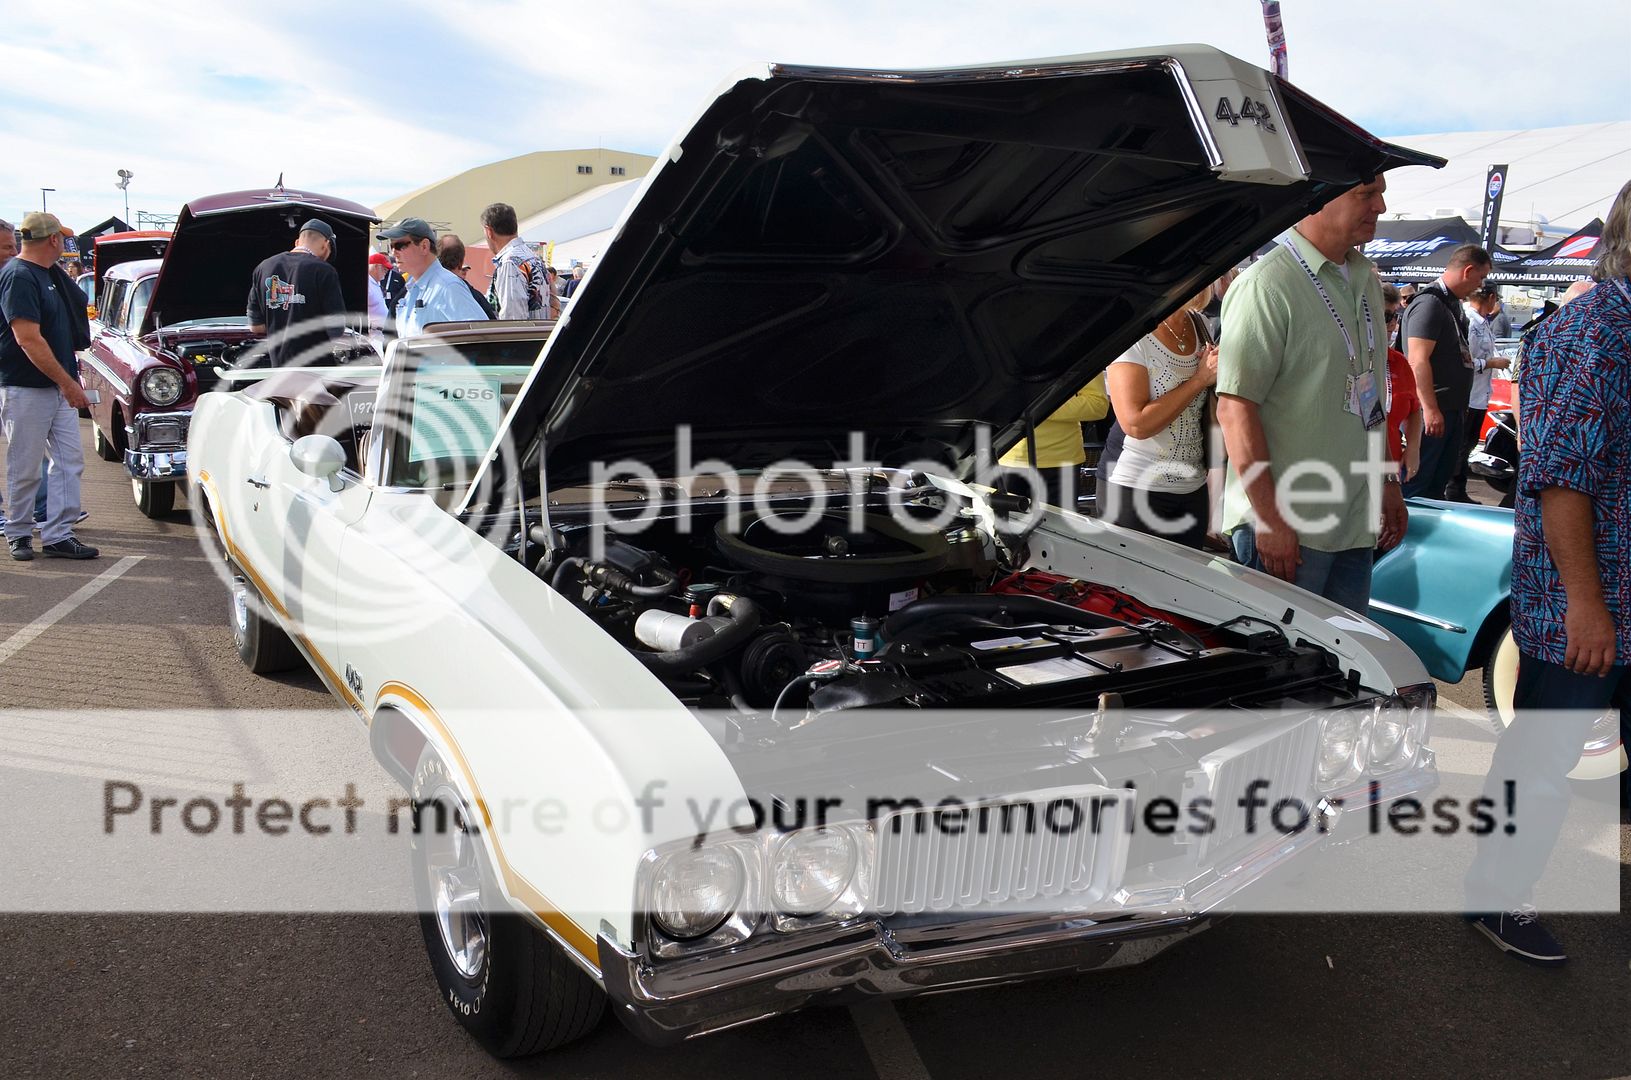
[365,252,392,333]
[368,250,406,320]
[247,217,348,367]
[375,217,489,338]
[0,212,97,560]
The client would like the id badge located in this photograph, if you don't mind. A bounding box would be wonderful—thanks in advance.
[1351,370,1384,430]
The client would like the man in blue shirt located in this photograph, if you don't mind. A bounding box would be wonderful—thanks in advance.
[375,218,489,338]
[1464,179,1631,965]
[0,212,98,560]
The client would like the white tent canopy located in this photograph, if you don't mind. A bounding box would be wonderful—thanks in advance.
[1375,121,1628,238]
[518,178,642,267]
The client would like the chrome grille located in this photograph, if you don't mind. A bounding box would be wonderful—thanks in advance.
[870,789,1131,915]
[1195,719,1320,864]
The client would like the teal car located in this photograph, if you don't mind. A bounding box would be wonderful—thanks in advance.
[1368,498,1625,781]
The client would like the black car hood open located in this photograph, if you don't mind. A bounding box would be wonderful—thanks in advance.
[477,46,1441,502]
[142,184,378,335]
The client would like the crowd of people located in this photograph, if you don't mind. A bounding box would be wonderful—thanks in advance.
[1004,176,1631,966]
[361,203,566,339]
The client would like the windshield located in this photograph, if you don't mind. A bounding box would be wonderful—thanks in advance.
[385,360,534,489]
[127,278,156,334]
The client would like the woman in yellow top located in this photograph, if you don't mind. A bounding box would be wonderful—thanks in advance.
[998,372,1109,510]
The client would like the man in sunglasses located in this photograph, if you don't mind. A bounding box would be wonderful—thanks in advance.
[375,218,489,338]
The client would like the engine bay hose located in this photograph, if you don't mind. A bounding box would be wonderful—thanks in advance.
[635,596,762,675]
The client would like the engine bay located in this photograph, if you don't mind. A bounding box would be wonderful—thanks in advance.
[534,490,1352,732]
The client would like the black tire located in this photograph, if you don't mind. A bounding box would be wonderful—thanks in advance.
[93,422,120,462]
[409,747,605,1058]
[228,574,303,674]
[133,477,176,518]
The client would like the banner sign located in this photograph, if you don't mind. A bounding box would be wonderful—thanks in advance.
[1509,219,1604,284]
[1478,164,1508,251]
[1262,2,1288,79]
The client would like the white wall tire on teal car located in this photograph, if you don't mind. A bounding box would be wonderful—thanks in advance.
[1482,625,1626,782]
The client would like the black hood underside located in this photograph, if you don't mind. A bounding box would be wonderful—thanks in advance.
[485,51,1439,499]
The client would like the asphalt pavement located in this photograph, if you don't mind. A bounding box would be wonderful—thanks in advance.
[0,422,1625,1080]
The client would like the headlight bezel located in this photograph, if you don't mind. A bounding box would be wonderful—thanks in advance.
[649,843,746,942]
[770,825,857,915]
[138,365,186,407]
[640,838,760,959]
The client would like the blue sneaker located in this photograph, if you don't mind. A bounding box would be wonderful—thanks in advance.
[1466,906,1566,965]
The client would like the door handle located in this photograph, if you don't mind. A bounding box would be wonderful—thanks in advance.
[246,476,270,489]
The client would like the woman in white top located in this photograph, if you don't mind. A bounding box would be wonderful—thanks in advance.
[1094,286,1217,548]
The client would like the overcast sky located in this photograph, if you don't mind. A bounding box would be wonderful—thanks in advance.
[4,0,1628,232]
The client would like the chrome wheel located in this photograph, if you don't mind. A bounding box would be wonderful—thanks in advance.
[231,579,250,645]
[423,788,488,980]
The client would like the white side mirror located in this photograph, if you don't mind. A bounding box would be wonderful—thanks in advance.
[291,434,347,492]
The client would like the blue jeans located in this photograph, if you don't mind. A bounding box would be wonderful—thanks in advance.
[1464,655,1628,910]
[1229,523,1373,612]
[1403,406,1465,500]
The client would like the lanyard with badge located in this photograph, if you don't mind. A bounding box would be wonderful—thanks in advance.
[1283,239,1384,430]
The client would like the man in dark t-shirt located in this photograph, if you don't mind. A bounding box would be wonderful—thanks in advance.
[1,212,98,560]
[1401,243,1491,499]
[247,218,347,367]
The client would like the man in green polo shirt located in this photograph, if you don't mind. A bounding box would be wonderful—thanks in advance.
[1216,177,1408,612]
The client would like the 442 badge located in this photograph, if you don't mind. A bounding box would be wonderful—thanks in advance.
[1215,95,1276,132]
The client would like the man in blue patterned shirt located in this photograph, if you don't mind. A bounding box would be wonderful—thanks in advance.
[1464,179,1631,965]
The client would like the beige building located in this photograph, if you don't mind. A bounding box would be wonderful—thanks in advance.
[375,147,657,251]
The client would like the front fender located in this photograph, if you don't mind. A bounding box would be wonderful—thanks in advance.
[1368,499,1512,683]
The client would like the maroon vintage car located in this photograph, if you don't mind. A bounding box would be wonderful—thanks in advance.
[79,185,377,516]
[83,230,171,321]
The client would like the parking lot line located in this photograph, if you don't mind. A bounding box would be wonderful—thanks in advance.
[850,1002,933,1080]
[0,555,144,666]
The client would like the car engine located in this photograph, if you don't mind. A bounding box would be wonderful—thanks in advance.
[538,497,1350,729]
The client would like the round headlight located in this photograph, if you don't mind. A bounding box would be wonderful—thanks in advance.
[139,366,185,407]
[1370,703,1410,765]
[1318,712,1366,785]
[650,847,743,940]
[772,828,856,915]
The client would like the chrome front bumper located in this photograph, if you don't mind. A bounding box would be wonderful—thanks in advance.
[598,752,1438,1046]
[125,410,191,482]
[126,448,187,482]
[599,908,1208,1045]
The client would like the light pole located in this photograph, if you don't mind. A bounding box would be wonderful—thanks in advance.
[116,170,134,223]
[40,187,55,212]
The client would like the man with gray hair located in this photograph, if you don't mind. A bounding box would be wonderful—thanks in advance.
[480,203,549,320]
[1464,178,1631,963]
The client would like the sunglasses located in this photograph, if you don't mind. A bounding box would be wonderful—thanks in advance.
[390,238,420,251]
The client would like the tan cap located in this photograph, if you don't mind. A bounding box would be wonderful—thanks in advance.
[18,211,71,242]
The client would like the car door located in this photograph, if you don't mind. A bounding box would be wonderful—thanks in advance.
[238,392,375,679]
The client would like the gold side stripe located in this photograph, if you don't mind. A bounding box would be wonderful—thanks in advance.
[374,680,599,962]
[197,473,598,964]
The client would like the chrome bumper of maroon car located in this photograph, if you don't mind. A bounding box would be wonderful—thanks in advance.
[125,410,191,482]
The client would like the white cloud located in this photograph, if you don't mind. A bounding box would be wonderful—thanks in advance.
[4,0,1627,231]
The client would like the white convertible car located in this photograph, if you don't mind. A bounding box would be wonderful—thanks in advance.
[190,46,1443,1058]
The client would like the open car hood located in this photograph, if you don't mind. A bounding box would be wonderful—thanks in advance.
[91,232,170,297]
[142,184,377,334]
[473,45,1441,504]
